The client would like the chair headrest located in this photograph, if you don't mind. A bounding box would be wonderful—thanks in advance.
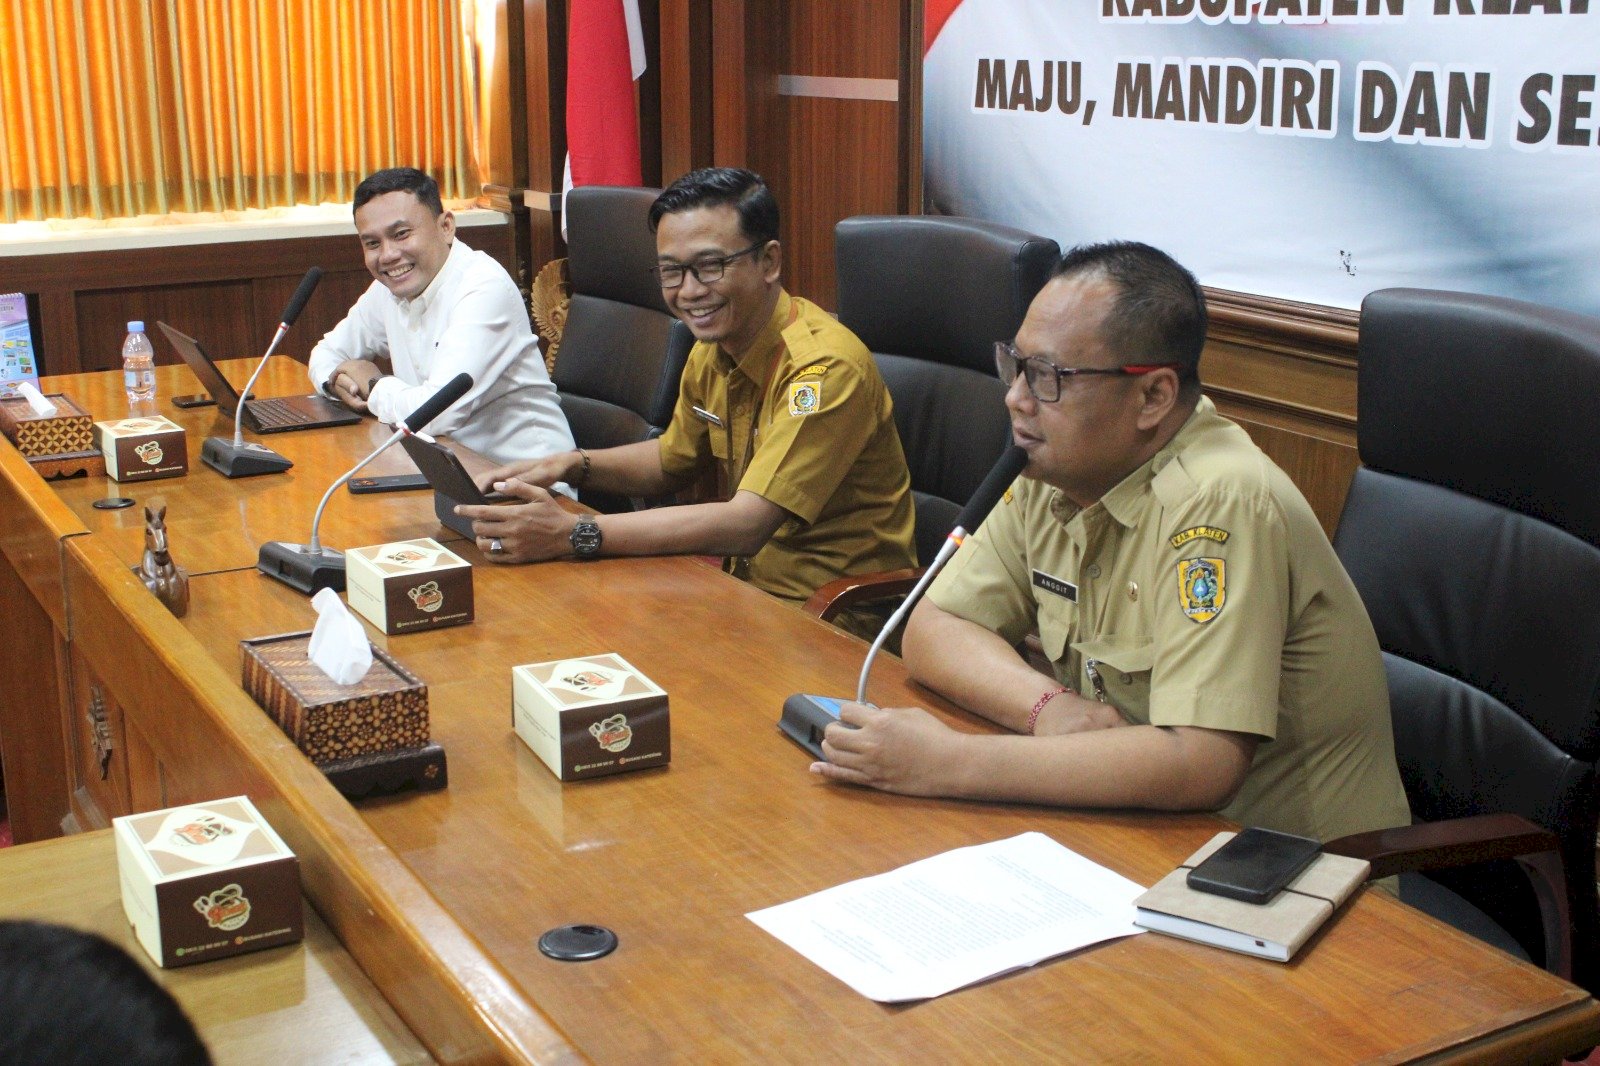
[1359,287,1600,549]
[835,215,1059,375]
[565,185,668,312]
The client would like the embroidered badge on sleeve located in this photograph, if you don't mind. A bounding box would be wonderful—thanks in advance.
[789,381,821,416]
[1177,557,1226,623]
[1169,526,1231,550]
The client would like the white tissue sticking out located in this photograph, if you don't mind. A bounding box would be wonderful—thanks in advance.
[307,587,372,685]
[17,382,58,417]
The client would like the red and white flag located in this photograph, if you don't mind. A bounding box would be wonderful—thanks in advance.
[563,0,646,236]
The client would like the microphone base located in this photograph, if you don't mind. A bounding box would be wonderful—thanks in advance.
[779,694,848,760]
[203,437,293,478]
[257,541,346,594]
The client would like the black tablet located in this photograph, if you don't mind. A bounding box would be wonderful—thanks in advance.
[398,435,511,505]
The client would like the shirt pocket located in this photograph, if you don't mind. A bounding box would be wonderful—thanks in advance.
[1070,637,1153,723]
[1034,592,1077,665]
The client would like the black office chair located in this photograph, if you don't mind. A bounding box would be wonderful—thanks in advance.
[804,215,1059,621]
[1324,287,1600,998]
[556,185,693,513]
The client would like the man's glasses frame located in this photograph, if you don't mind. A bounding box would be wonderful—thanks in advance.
[994,341,1181,404]
[650,240,770,289]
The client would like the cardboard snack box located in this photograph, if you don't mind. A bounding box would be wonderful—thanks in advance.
[513,653,670,781]
[346,538,474,635]
[113,795,303,968]
[94,415,189,481]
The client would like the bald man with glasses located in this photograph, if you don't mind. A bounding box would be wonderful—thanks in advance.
[814,241,1410,848]
[462,167,915,637]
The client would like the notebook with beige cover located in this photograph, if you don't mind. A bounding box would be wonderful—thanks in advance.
[1134,831,1370,962]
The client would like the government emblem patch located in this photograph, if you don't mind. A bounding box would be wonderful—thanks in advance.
[1177,557,1226,623]
[789,381,821,416]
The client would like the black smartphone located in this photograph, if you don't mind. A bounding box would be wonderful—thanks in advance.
[1186,827,1321,905]
[399,435,512,504]
[348,473,431,494]
[170,393,216,409]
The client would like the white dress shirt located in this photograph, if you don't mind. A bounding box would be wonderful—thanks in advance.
[308,238,575,471]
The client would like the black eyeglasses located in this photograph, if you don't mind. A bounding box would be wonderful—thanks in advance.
[650,240,769,289]
[994,342,1180,403]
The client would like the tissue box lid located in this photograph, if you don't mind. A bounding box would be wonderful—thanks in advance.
[113,795,295,884]
[512,653,667,710]
[0,392,93,456]
[241,630,424,709]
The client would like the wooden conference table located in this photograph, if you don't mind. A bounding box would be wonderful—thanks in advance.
[2,357,1598,1063]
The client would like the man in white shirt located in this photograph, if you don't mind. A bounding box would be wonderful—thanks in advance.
[309,167,574,467]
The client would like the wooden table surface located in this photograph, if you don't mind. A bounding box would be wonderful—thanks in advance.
[45,357,454,575]
[0,830,431,1065]
[31,360,1600,1063]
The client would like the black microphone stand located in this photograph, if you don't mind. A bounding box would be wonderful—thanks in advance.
[202,267,324,478]
[779,446,1029,759]
[257,373,473,594]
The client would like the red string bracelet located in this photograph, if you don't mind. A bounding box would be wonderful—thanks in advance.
[1026,687,1067,735]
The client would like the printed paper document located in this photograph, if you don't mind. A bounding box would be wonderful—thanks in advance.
[746,832,1145,1002]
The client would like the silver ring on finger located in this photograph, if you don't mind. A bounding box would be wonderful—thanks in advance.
[488,537,504,555]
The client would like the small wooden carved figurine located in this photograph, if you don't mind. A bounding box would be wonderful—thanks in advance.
[139,504,190,617]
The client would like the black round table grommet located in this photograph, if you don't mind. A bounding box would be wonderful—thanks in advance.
[538,924,618,961]
[92,497,136,510]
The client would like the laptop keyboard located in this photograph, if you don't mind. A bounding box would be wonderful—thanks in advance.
[247,397,307,429]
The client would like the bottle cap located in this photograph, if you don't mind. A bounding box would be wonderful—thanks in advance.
[127,321,145,332]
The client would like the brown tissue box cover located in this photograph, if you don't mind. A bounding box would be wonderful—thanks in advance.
[241,630,430,764]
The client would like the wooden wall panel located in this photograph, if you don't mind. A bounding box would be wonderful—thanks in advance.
[1203,289,1362,536]
[740,0,911,309]
[784,0,900,76]
[76,281,257,374]
[773,97,901,309]
[659,0,713,181]
[251,270,377,354]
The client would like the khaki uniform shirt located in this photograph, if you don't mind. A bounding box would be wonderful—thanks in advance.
[928,398,1410,843]
[656,291,916,606]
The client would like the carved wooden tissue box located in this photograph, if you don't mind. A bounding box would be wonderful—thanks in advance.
[0,392,105,479]
[0,392,94,455]
[240,631,447,798]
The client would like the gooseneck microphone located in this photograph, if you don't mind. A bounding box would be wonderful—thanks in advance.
[257,373,473,593]
[201,267,324,478]
[779,445,1030,759]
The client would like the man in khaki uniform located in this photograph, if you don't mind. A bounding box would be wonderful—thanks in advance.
[813,241,1410,843]
[459,168,914,635]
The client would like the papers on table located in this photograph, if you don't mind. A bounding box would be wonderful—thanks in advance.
[746,831,1145,1002]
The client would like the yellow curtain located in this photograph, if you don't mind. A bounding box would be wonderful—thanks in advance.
[0,0,480,223]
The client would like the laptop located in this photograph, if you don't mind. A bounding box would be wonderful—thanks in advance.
[157,321,362,433]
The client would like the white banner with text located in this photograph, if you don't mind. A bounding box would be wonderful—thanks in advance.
[923,1,1598,313]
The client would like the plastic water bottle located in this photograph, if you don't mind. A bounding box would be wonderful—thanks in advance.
[122,321,156,409]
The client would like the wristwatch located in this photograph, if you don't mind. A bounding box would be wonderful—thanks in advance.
[570,516,603,559]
